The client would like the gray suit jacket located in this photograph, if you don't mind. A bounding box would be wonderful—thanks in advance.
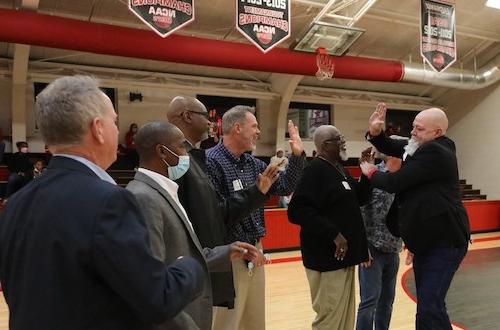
[127,171,231,330]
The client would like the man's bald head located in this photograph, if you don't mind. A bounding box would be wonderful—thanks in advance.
[313,125,347,162]
[166,96,207,121]
[313,125,341,151]
[166,96,210,145]
[416,108,448,133]
[411,107,448,145]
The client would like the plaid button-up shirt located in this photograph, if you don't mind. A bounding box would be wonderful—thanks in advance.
[206,143,306,245]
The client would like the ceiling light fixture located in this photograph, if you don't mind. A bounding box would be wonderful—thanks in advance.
[486,0,500,9]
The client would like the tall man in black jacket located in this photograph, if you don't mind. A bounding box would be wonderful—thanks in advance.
[0,76,204,330]
[360,103,470,330]
[288,125,369,330]
[166,96,275,308]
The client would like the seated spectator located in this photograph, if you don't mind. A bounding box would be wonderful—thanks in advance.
[125,123,138,149]
[4,141,33,202]
[125,123,139,168]
[270,149,289,172]
[33,159,45,179]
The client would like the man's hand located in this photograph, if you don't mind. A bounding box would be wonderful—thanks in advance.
[256,164,279,194]
[361,249,373,268]
[368,102,387,137]
[360,147,375,164]
[229,241,260,262]
[287,120,304,157]
[360,161,377,177]
[334,233,348,261]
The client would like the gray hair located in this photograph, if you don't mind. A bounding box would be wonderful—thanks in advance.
[222,105,255,134]
[35,75,110,146]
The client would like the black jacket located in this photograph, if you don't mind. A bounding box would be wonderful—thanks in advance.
[176,148,267,307]
[368,133,470,253]
[288,158,369,272]
[0,156,204,330]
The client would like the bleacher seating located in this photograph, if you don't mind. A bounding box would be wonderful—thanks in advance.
[459,179,486,200]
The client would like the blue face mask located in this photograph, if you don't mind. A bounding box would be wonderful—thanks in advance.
[161,145,190,180]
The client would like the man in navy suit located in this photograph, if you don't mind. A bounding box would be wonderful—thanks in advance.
[0,75,205,330]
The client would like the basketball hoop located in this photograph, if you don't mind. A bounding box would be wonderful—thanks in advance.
[315,48,335,81]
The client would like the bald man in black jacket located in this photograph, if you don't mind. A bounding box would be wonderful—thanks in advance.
[361,103,470,330]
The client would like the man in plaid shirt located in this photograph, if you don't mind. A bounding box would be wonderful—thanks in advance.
[206,105,306,330]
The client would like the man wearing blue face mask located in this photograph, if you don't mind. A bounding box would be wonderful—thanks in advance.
[126,121,262,330]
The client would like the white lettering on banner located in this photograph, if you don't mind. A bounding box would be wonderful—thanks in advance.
[253,24,275,34]
[424,3,452,15]
[132,0,192,15]
[241,0,286,9]
[423,25,453,39]
[149,6,176,17]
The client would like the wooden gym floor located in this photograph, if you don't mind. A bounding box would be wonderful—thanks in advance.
[0,232,498,329]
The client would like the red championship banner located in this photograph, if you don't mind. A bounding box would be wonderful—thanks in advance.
[237,0,291,53]
[129,0,194,38]
[420,0,456,72]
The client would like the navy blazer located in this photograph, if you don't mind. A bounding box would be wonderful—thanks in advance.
[0,156,204,330]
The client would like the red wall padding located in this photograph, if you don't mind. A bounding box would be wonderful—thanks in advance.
[262,200,500,251]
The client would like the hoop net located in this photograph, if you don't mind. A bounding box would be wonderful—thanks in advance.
[315,48,335,81]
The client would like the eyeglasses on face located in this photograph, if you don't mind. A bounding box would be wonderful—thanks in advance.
[187,110,209,118]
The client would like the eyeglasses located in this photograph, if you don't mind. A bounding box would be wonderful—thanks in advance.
[187,110,209,119]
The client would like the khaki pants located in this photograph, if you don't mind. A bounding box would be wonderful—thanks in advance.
[305,267,356,330]
[212,242,265,330]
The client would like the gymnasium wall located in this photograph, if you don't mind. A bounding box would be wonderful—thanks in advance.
[447,81,500,199]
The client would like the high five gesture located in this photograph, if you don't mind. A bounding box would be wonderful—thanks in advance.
[368,102,387,137]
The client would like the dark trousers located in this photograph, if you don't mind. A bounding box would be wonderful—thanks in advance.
[413,245,467,330]
[356,247,400,330]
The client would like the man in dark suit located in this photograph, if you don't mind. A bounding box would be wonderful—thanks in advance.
[288,125,369,330]
[0,75,204,330]
[166,96,275,308]
[360,103,470,330]
[126,122,260,330]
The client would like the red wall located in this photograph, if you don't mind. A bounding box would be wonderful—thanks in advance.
[262,200,500,251]
[261,209,300,251]
[463,200,500,232]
